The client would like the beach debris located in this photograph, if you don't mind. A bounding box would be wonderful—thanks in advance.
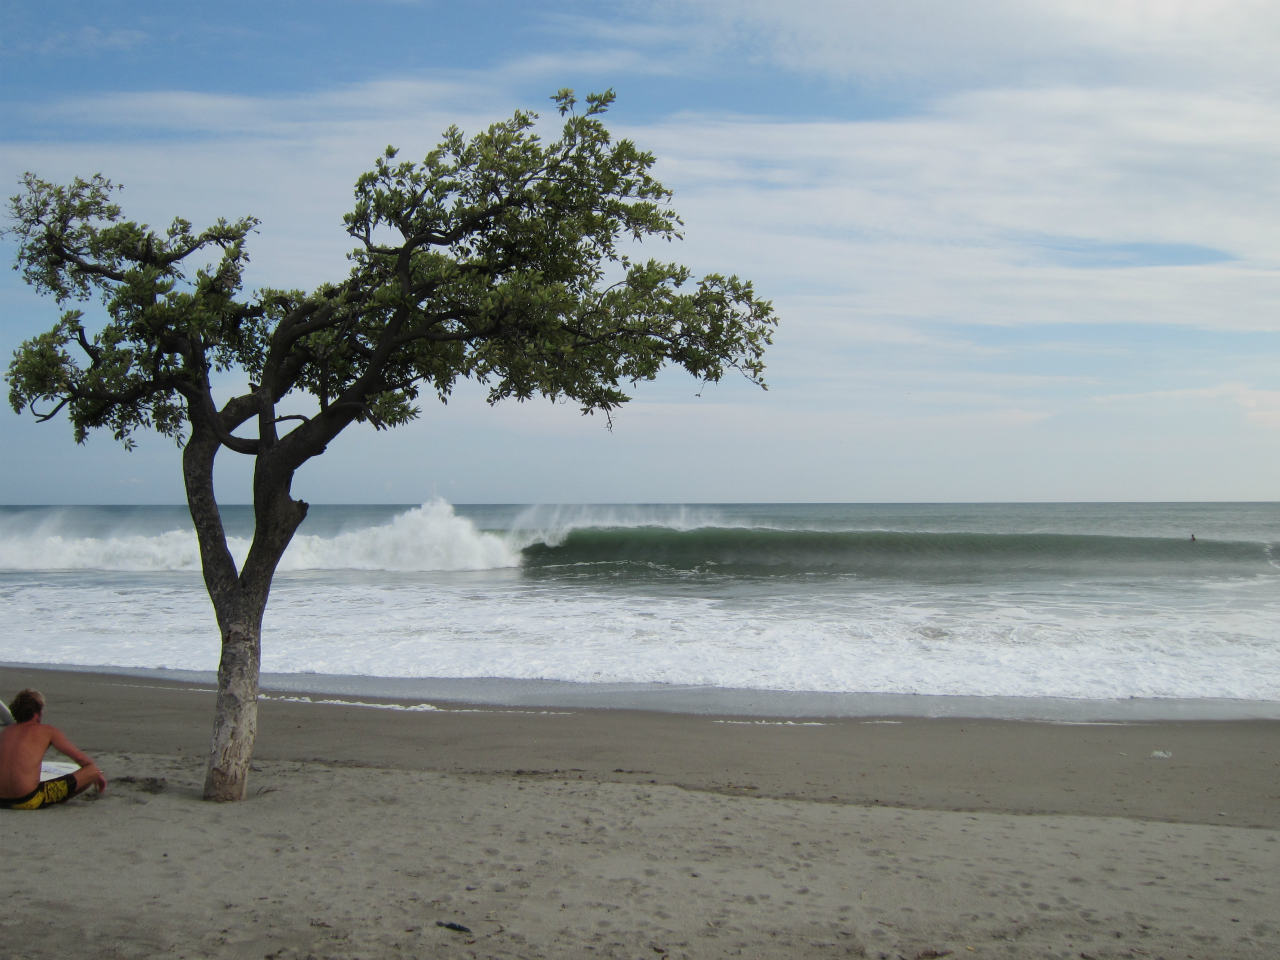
[436,920,472,934]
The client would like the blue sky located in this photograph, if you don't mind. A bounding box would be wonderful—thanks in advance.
[2,0,1279,503]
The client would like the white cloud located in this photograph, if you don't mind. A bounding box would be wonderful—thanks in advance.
[17,26,149,56]
[1097,382,1280,428]
[625,79,1280,337]
[673,0,1280,91]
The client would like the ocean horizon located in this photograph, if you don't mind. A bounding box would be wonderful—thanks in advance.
[2,500,1278,720]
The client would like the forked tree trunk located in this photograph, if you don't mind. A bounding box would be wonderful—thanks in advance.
[199,520,301,800]
[184,422,306,801]
[203,621,264,801]
[184,394,331,801]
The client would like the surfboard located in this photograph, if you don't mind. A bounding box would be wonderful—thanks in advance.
[40,759,80,780]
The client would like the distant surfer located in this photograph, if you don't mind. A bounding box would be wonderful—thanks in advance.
[1190,534,1196,542]
[0,689,107,809]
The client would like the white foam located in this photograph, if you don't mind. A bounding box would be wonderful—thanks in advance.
[261,695,441,712]
[0,529,206,572]
[277,501,519,571]
[4,568,1280,703]
[3,503,1279,707]
[0,501,519,573]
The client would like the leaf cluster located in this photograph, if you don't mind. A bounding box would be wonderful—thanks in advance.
[6,173,261,445]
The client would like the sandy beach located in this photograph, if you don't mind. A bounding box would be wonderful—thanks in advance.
[2,666,1278,959]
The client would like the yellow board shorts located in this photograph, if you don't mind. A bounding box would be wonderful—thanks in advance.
[0,773,77,810]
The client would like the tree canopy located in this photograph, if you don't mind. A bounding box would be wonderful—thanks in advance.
[8,90,772,450]
[5,90,776,800]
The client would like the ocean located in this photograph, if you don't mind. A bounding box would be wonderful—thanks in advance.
[1,501,1278,719]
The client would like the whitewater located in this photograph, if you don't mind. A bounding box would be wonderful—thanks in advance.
[1,501,1278,719]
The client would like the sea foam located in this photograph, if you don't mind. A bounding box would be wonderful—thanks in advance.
[2,501,1278,713]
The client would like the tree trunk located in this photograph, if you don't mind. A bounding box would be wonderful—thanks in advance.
[193,484,307,799]
[184,390,323,801]
[203,622,262,801]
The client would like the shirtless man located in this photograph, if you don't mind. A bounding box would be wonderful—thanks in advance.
[0,689,107,809]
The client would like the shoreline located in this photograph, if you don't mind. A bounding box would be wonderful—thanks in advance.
[11,659,1280,722]
[4,664,1279,959]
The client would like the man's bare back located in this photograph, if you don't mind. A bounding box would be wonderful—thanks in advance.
[0,689,106,808]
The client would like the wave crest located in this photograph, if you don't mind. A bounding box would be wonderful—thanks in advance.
[521,527,1277,580]
[0,501,519,573]
[279,501,519,572]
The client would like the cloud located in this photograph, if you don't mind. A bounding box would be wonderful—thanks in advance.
[12,26,149,57]
[7,47,1279,349]
[669,0,1280,92]
[626,78,1280,336]
[0,77,555,290]
[1097,383,1280,428]
[25,78,499,139]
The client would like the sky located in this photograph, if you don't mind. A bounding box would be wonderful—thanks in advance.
[2,0,1279,504]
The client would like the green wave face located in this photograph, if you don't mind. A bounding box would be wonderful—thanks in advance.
[520,528,1276,582]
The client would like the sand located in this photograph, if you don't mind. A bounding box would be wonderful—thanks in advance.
[2,666,1278,959]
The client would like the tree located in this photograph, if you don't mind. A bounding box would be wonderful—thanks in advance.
[4,90,776,800]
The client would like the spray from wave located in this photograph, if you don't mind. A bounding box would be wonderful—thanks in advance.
[279,501,519,571]
[0,501,520,573]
